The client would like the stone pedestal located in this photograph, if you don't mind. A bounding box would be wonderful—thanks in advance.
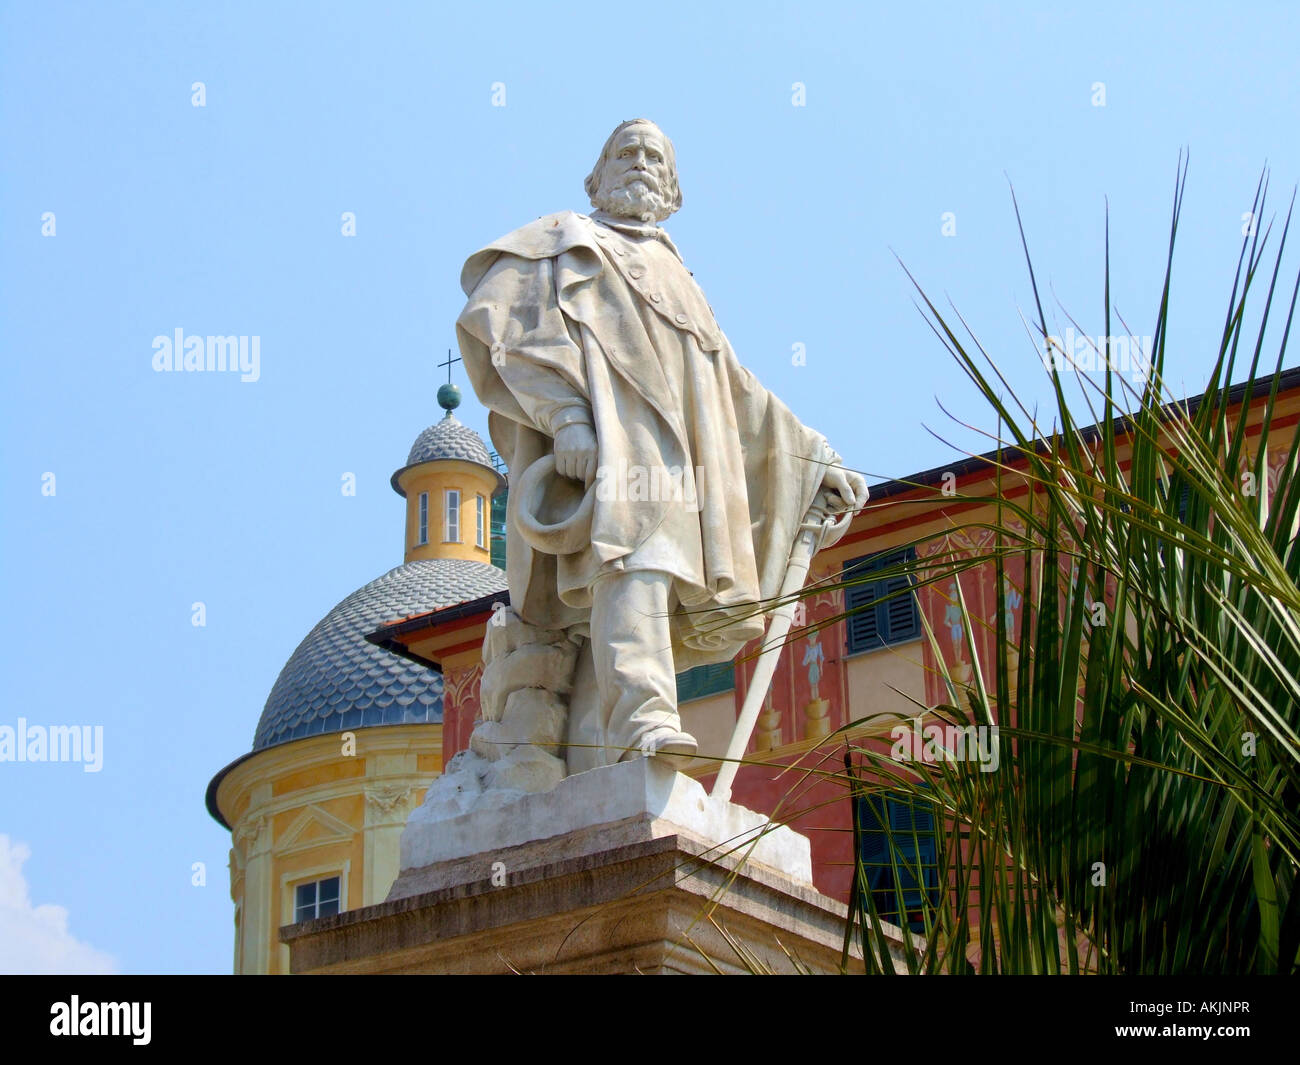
[281,759,877,974]
[395,755,813,889]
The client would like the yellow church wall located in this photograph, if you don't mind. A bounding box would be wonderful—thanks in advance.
[215,723,444,974]
[228,791,251,826]
[274,758,367,797]
[396,460,498,565]
[269,793,364,840]
[272,835,361,975]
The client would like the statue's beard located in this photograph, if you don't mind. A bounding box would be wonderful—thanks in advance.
[591,177,672,224]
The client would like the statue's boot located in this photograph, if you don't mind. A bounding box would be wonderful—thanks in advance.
[636,727,699,771]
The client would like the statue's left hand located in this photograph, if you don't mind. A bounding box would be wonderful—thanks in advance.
[554,422,598,485]
[820,465,869,514]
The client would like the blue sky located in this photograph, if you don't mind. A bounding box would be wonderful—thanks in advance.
[1,1,1297,973]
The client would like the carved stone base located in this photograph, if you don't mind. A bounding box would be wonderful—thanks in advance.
[281,830,870,974]
[395,756,813,889]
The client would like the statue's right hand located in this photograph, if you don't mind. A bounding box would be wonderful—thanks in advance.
[554,422,598,485]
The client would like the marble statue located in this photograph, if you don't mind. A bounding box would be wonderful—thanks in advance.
[448,119,868,794]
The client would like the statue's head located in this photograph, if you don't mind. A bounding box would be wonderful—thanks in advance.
[585,119,682,224]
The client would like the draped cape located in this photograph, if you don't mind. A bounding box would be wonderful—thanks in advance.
[456,210,838,670]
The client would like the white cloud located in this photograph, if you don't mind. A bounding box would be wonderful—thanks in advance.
[0,834,117,974]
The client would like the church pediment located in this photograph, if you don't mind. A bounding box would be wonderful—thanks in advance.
[274,804,355,856]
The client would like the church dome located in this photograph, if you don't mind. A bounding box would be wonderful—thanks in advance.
[252,558,507,751]
[405,413,494,469]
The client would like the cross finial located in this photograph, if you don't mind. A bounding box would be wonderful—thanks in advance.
[437,349,462,384]
[436,349,463,414]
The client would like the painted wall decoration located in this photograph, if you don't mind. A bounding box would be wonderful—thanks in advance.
[442,660,484,759]
[917,524,1027,710]
[733,569,850,751]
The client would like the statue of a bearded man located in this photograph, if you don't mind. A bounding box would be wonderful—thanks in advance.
[455,119,867,784]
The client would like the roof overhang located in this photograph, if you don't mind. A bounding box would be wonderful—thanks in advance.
[367,589,510,672]
[390,460,507,498]
[861,364,1300,503]
[205,748,261,830]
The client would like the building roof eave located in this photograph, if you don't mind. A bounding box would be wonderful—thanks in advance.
[366,589,511,671]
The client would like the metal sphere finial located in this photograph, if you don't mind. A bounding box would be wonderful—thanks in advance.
[437,382,462,412]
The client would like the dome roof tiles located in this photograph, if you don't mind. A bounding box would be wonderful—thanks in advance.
[405,413,494,468]
[252,558,508,752]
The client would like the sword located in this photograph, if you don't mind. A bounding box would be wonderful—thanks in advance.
[711,493,854,801]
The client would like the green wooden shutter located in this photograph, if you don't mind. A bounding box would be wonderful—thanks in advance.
[845,548,920,652]
[675,661,736,703]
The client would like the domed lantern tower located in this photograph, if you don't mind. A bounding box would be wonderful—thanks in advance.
[205,387,506,974]
[390,384,504,568]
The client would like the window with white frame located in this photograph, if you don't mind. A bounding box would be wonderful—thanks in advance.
[294,875,340,922]
[476,493,486,548]
[417,492,429,546]
[444,489,460,542]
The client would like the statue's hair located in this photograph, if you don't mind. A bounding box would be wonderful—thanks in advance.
[584,119,682,216]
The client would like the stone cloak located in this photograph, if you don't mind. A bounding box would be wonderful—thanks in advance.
[456,210,835,671]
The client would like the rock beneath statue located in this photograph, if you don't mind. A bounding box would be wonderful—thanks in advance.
[413,750,494,820]
[483,605,574,660]
[480,644,577,721]
[469,688,568,761]
[488,744,566,793]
